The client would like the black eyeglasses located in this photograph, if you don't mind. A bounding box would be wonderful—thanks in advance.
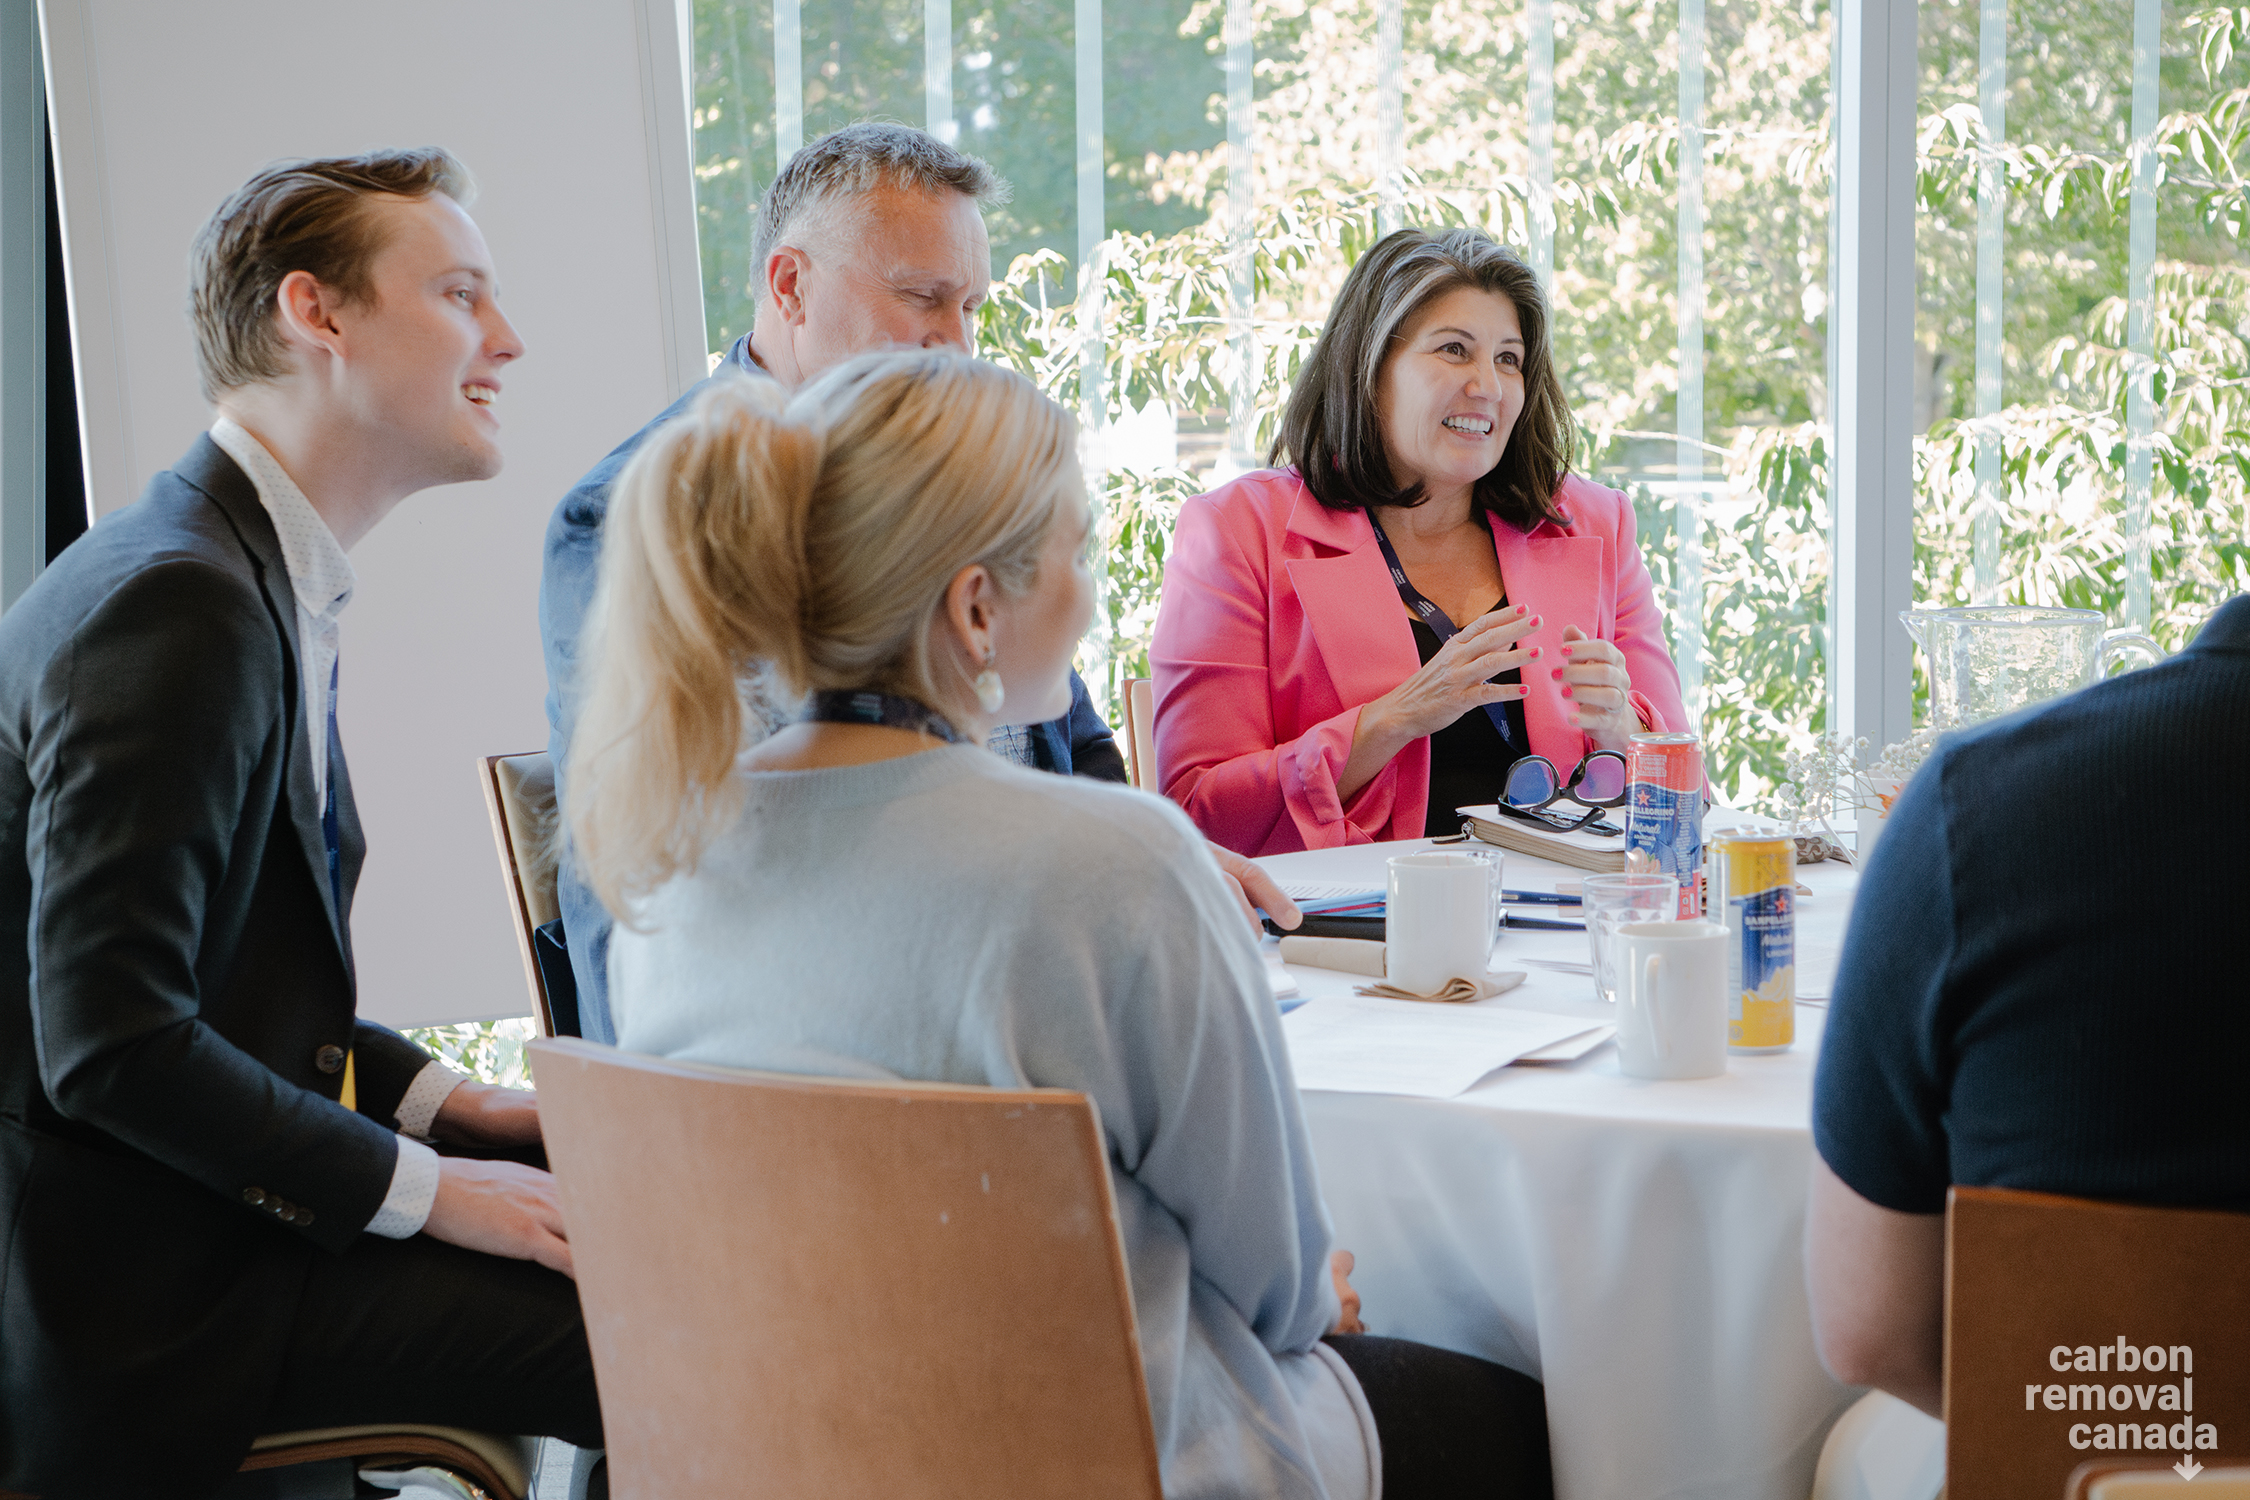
[1493,751,1629,835]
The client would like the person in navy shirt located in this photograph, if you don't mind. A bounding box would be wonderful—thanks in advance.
[1806,593,2250,1416]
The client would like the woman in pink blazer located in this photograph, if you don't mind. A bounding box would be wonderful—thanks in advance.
[1151,228,1688,856]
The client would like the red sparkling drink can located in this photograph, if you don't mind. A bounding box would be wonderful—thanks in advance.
[1624,732,1704,918]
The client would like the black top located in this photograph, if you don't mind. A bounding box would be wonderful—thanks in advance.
[1813,592,2250,1215]
[1410,598,1529,838]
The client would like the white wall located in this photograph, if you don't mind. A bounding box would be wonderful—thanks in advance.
[40,0,707,1026]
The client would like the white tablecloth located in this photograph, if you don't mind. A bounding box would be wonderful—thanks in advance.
[1260,838,1863,1500]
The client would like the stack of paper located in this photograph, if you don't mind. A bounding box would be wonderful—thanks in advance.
[1282,881,1385,918]
[1282,997,1608,1097]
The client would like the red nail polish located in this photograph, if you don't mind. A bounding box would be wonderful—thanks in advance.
[1560,645,1574,656]
[1529,646,1541,658]
[1550,667,1563,680]
[1561,686,1575,699]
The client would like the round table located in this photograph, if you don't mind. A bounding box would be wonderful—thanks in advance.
[1258,836,1863,1500]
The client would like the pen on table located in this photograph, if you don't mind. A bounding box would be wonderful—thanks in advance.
[1501,889,1581,907]
[1504,913,1586,931]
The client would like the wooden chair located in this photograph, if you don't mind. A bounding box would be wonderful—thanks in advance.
[528,1037,1163,1500]
[1123,676,1157,792]
[1944,1185,2250,1500]
[477,751,575,1037]
[228,1424,532,1499]
[2066,1460,2250,1497]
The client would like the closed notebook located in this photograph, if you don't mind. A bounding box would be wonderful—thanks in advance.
[1456,804,1629,873]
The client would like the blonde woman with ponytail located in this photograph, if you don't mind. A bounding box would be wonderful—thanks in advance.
[567,350,1553,1500]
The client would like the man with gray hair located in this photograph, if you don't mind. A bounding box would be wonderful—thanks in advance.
[541,124,1138,1044]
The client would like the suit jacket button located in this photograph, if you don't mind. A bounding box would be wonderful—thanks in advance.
[294,1208,315,1227]
[242,1187,267,1207]
[315,1044,347,1074]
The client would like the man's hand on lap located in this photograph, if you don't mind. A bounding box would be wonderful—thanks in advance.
[423,1155,574,1279]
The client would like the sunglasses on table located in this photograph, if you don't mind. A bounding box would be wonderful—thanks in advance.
[1492,751,1629,836]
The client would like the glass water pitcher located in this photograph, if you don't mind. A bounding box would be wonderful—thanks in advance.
[1899,607,2164,729]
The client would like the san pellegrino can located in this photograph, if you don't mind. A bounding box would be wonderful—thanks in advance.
[1708,833,1796,1053]
[1624,732,1703,919]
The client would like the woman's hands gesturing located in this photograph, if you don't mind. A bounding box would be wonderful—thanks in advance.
[1553,624,1639,749]
[1381,603,1543,740]
[1339,604,1541,802]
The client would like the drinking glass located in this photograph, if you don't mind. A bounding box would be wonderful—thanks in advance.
[1581,873,1679,1004]
[1459,846,1504,945]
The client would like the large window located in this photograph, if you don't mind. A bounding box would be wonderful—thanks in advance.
[686,0,2249,803]
[1912,0,2250,655]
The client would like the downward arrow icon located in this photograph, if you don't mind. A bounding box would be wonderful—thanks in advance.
[2176,1456,2205,1481]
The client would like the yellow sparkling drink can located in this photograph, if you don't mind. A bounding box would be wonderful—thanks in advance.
[1707,834,1795,1053]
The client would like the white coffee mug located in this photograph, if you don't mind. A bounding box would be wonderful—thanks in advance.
[1385,852,1494,995]
[1615,920,1728,1080]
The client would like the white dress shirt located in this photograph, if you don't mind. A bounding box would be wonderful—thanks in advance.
[208,419,463,1239]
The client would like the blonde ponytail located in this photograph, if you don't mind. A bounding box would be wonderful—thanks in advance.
[568,350,1078,921]
[568,373,823,919]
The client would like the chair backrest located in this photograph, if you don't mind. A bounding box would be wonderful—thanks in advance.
[2067,1461,2250,1498]
[528,1038,1164,1500]
[1945,1185,2250,1500]
[477,751,562,1034]
[1125,676,1157,792]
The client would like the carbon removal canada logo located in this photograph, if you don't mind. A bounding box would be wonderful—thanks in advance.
[2031,1337,2220,1479]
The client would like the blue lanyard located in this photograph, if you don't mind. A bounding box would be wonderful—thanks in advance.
[1365,510,1516,748]
[799,689,967,744]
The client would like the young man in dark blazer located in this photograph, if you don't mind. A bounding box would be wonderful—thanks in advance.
[0,150,600,1499]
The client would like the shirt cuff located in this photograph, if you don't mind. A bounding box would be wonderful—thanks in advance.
[394,1059,468,1139]
[364,1135,442,1239]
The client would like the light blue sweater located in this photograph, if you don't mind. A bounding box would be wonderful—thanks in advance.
[612,746,1376,1500]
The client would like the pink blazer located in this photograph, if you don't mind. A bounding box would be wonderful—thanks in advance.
[1150,467,1688,856]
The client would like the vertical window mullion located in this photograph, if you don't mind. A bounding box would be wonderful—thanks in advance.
[774,0,803,168]
[1075,0,1111,710]
[1830,0,1919,750]
[925,0,953,140]
[1971,0,2006,603]
[1675,0,1706,724]
[1076,0,1105,441]
[2123,0,2161,630]
[1225,0,1257,472]
[1529,0,1555,289]
[1377,0,1403,236]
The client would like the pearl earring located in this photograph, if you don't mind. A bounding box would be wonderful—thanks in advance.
[974,651,1006,714]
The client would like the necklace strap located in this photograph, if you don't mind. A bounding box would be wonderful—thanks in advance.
[799,689,967,745]
[1366,509,1517,748]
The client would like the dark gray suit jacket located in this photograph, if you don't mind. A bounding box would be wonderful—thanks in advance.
[0,437,435,1497]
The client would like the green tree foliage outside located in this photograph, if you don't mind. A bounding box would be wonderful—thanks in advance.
[687,0,2250,806]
